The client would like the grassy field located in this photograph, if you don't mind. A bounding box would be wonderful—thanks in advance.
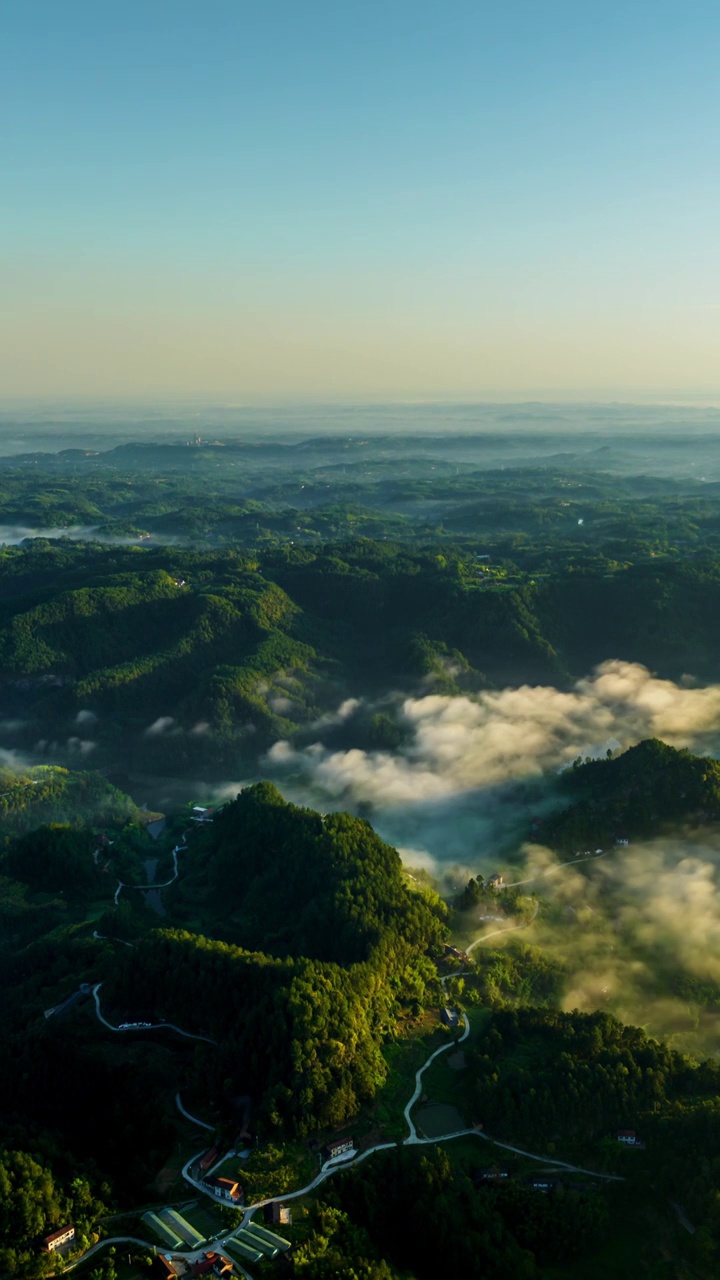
[368,1019,449,1140]
[410,1006,488,1119]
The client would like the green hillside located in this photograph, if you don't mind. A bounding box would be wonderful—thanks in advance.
[0,764,143,836]
[545,739,720,851]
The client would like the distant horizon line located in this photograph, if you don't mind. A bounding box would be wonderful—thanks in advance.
[3,393,720,413]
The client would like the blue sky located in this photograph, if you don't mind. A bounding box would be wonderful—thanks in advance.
[2,0,720,399]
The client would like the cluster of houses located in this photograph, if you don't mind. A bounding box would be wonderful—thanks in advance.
[474,1166,562,1193]
[145,1198,294,1277]
[472,1133,644,1195]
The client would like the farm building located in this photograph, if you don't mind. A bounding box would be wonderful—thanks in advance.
[241,1227,280,1259]
[153,1257,180,1279]
[226,1236,264,1265]
[142,1212,184,1250]
[158,1207,205,1248]
[245,1222,291,1252]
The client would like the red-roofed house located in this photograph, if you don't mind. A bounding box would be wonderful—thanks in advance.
[204,1175,243,1203]
[42,1225,75,1252]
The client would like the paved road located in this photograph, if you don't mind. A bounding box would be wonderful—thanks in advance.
[505,850,608,888]
[176,1092,215,1131]
[671,1201,696,1234]
[92,930,135,948]
[114,845,184,904]
[404,994,470,1142]
[466,899,539,954]
[73,892,621,1272]
[64,1236,159,1271]
[92,983,217,1044]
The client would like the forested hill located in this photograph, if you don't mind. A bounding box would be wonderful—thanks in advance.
[101,786,447,1134]
[545,739,720,850]
[0,764,143,836]
[6,537,720,778]
[191,781,447,962]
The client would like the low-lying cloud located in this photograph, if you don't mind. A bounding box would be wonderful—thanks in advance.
[264,660,720,872]
[509,833,720,1054]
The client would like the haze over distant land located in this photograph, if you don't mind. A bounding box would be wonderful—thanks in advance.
[5,399,720,458]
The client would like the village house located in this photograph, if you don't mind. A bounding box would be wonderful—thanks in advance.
[443,944,469,963]
[198,1146,219,1172]
[213,1257,234,1277]
[193,1254,219,1276]
[440,1006,460,1028]
[324,1136,355,1162]
[616,1129,644,1147]
[487,873,505,890]
[42,1224,75,1253]
[194,1254,234,1278]
[474,1165,509,1182]
[191,806,215,823]
[527,1175,558,1193]
[204,1174,244,1203]
[153,1256,179,1280]
[265,1202,292,1227]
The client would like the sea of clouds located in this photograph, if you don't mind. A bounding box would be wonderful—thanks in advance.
[258,659,720,874]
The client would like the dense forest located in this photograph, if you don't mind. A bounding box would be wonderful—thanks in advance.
[5,430,720,785]
[544,738,720,850]
[4,537,720,780]
[105,784,446,1131]
[4,427,720,1277]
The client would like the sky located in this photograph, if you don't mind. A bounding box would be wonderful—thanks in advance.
[2,0,720,402]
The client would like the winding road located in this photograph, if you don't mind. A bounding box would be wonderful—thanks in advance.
[466,898,539,954]
[114,844,184,905]
[504,849,608,889]
[74,894,622,1273]
[92,983,217,1044]
[176,1093,215,1132]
